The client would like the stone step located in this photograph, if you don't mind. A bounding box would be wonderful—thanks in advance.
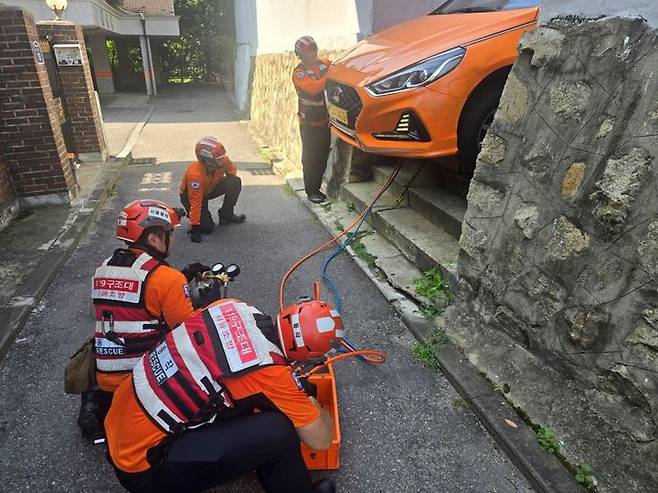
[340,181,459,288]
[372,164,467,240]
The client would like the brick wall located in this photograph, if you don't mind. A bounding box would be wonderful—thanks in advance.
[0,6,75,205]
[37,22,106,159]
[121,0,175,16]
[0,153,14,209]
[0,150,19,230]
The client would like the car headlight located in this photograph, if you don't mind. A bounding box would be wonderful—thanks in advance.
[365,47,466,96]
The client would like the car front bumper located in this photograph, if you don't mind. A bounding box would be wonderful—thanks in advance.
[325,70,465,158]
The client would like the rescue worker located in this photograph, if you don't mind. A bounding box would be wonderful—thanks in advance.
[78,199,197,439]
[293,36,332,204]
[105,297,340,493]
[179,136,245,243]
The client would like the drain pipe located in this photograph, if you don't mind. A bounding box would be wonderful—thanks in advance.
[139,12,157,96]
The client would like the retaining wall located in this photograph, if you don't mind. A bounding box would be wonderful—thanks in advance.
[448,16,658,491]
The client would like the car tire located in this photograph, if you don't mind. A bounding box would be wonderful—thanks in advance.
[457,82,505,177]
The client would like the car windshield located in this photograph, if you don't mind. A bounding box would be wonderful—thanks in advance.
[430,0,539,15]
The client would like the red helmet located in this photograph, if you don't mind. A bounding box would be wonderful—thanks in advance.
[195,136,226,167]
[277,300,343,361]
[115,199,181,243]
[295,36,318,58]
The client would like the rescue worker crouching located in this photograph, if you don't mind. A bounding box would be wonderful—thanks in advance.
[179,136,246,243]
[293,36,332,204]
[78,200,197,439]
[105,297,340,493]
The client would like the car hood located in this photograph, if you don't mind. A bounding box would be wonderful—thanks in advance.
[334,9,537,85]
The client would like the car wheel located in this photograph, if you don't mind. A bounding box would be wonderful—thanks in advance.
[457,85,504,177]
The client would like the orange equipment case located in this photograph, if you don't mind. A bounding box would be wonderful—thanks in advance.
[301,363,341,470]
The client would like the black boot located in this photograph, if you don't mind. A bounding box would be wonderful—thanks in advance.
[77,391,104,440]
[218,208,246,224]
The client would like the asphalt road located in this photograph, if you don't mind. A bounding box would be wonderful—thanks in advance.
[0,87,531,493]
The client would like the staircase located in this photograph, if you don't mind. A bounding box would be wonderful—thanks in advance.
[339,160,468,289]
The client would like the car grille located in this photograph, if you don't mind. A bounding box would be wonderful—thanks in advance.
[325,80,362,130]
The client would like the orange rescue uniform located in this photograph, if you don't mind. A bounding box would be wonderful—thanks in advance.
[178,158,237,226]
[96,249,194,392]
[292,58,331,126]
[106,365,321,473]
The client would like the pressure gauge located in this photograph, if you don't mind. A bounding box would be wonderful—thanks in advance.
[226,264,240,279]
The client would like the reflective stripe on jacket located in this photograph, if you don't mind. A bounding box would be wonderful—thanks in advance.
[92,250,164,373]
[293,59,331,124]
[133,301,287,434]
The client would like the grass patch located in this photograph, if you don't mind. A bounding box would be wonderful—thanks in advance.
[334,220,344,232]
[346,202,356,213]
[414,268,452,304]
[575,463,597,491]
[413,328,448,370]
[536,426,561,455]
[451,398,470,412]
[494,383,511,396]
[420,305,443,320]
[413,342,440,370]
[349,232,376,267]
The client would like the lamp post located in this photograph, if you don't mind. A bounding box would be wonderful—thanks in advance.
[45,0,68,20]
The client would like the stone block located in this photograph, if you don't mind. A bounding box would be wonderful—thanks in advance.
[546,216,591,261]
[590,147,651,232]
[560,162,586,200]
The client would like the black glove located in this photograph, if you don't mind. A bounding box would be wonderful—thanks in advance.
[190,225,202,243]
[300,378,318,399]
[181,262,211,282]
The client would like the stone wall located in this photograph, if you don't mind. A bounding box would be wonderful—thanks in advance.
[248,51,306,170]
[448,17,658,491]
[248,49,377,186]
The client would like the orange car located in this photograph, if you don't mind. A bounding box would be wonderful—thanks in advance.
[325,0,539,170]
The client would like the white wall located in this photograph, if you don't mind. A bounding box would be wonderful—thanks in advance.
[233,0,366,110]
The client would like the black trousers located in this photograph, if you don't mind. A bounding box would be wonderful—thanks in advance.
[114,412,315,493]
[180,174,242,234]
[300,124,331,196]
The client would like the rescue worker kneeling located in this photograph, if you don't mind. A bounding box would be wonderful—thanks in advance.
[79,200,197,439]
[180,136,245,243]
[105,298,340,493]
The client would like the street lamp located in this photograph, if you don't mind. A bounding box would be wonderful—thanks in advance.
[45,0,68,20]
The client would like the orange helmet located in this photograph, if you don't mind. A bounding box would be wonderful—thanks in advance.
[116,199,181,243]
[195,136,226,167]
[277,300,343,361]
[295,36,318,58]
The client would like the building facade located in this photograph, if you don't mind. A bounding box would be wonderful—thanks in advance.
[4,0,180,95]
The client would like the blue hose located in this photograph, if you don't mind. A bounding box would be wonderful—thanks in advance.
[321,197,379,360]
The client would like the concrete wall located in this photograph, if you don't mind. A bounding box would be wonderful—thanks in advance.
[234,0,366,112]
[448,16,658,491]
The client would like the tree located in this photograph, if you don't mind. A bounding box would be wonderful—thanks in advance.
[159,0,235,83]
